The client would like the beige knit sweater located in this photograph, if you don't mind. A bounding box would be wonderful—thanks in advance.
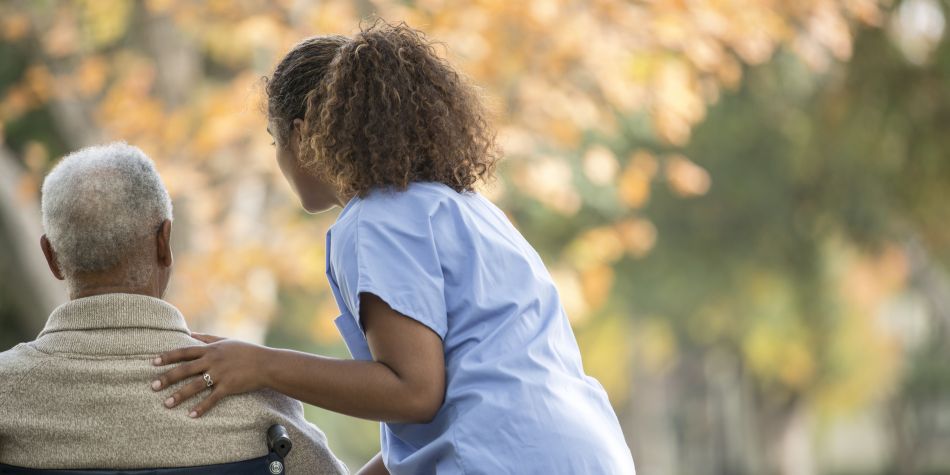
[0,293,348,474]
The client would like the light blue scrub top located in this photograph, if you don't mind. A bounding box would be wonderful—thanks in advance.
[327,182,635,475]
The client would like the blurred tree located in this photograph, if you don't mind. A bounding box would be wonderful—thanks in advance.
[496,1,950,473]
[0,147,62,347]
[0,0,886,337]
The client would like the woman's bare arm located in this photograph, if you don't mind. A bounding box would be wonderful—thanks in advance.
[357,452,389,475]
[153,293,446,422]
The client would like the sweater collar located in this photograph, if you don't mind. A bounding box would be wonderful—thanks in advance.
[32,293,193,356]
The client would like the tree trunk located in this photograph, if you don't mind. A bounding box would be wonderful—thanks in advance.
[625,362,680,475]
[0,147,67,343]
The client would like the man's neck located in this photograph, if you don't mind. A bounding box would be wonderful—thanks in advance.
[68,273,163,300]
[70,284,162,300]
[67,263,165,301]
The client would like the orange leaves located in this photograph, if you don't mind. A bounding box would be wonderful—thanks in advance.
[846,0,886,27]
[838,243,910,317]
[684,36,728,74]
[616,218,658,258]
[16,142,47,201]
[582,145,619,186]
[550,261,614,325]
[580,265,615,313]
[6,0,884,159]
[2,13,30,42]
[42,8,80,58]
[0,85,34,122]
[22,141,49,172]
[550,266,592,323]
[512,156,581,215]
[24,65,54,104]
[652,60,706,146]
[304,2,360,35]
[0,3,337,332]
[558,220,656,318]
[617,150,714,208]
[201,16,285,68]
[1,57,109,124]
[74,56,109,97]
[570,220,657,267]
[665,154,711,197]
[1,0,889,372]
[0,65,55,122]
[96,58,163,140]
[191,92,256,156]
[618,151,657,208]
[569,226,626,268]
[144,0,177,15]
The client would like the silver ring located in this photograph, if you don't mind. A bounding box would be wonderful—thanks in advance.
[203,373,214,388]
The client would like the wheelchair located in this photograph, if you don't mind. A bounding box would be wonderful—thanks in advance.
[0,424,292,475]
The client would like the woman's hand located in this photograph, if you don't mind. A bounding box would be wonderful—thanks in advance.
[151,334,270,417]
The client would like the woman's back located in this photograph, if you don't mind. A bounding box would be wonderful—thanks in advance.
[327,182,635,474]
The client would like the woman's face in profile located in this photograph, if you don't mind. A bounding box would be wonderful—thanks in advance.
[269,119,342,214]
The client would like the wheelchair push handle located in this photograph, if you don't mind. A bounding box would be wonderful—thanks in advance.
[267,424,293,459]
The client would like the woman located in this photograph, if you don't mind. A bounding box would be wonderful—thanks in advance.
[152,21,635,475]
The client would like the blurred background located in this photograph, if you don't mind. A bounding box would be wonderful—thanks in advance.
[1,0,949,473]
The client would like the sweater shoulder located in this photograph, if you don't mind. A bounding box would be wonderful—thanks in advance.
[0,343,45,377]
[0,343,47,403]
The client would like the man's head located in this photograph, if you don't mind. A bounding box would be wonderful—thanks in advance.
[40,142,174,299]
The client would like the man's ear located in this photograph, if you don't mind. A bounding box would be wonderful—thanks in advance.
[40,235,65,281]
[156,219,173,268]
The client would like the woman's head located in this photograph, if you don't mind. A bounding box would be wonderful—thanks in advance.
[266,21,499,208]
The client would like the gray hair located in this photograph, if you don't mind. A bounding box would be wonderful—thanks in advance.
[41,142,173,277]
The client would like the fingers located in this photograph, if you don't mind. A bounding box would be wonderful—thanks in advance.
[152,360,204,391]
[154,345,207,366]
[164,377,209,409]
[190,332,225,344]
[189,388,226,418]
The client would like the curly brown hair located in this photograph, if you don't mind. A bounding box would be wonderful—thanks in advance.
[266,21,500,199]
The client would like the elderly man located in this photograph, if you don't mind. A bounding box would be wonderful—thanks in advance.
[0,143,346,473]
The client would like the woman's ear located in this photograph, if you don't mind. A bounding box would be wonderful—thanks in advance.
[40,235,65,281]
[292,118,306,147]
[156,219,173,268]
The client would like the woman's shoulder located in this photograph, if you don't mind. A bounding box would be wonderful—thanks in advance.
[366,181,463,205]
[353,182,470,222]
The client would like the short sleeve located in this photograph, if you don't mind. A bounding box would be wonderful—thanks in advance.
[346,203,448,339]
